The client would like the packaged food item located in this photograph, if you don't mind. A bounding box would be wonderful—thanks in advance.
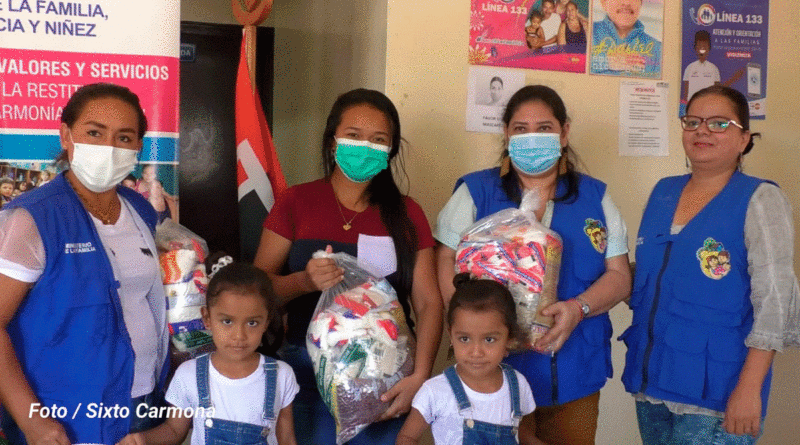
[455,191,563,349]
[306,251,414,444]
[155,220,213,353]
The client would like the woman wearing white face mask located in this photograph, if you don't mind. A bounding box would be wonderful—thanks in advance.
[0,83,169,444]
[253,89,442,445]
[436,85,632,445]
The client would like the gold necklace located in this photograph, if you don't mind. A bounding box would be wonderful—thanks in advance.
[74,187,120,224]
[334,196,360,231]
[66,174,119,224]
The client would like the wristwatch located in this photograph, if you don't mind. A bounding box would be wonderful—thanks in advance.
[576,298,591,317]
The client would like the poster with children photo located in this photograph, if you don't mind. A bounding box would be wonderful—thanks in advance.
[469,0,590,73]
[130,163,179,224]
[589,0,664,78]
[0,162,57,210]
[679,0,769,118]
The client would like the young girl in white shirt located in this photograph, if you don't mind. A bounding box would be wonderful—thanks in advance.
[397,274,544,445]
[118,262,299,445]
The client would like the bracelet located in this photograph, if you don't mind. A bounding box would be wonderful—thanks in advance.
[568,298,585,322]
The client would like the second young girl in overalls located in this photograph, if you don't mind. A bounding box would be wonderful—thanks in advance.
[117,263,299,445]
[397,274,543,445]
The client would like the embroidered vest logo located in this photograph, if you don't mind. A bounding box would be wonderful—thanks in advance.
[695,237,731,280]
[583,218,607,254]
[64,242,97,254]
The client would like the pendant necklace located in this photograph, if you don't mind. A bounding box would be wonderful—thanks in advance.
[70,178,119,225]
[334,190,362,231]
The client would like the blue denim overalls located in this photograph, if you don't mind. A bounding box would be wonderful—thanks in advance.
[196,354,278,444]
[444,364,522,445]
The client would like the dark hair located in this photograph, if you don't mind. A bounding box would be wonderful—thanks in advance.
[56,83,148,165]
[123,173,137,183]
[206,262,284,357]
[528,9,544,22]
[321,88,417,294]
[448,273,519,340]
[542,0,555,6]
[565,1,579,12]
[0,178,13,186]
[500,85,579,205]
[694,30,711,47]
[686,85,760,155]
[61,83,148,138]
[490,76,504,87]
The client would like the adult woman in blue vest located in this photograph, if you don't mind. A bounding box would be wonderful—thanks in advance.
[0,83,169,444]
[622,85,800,444]
[436,85,632,445]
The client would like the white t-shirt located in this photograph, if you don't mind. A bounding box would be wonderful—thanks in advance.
[92,203,159,397]
[166,354,299,445]
[683,59,721,101]
[541,13,562,47]
[412,368,536,445]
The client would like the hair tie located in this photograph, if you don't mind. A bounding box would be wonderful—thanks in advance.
[208,255,233,279]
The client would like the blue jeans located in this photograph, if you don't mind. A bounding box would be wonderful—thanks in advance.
[636,400,763,445]
[279,344,405,445]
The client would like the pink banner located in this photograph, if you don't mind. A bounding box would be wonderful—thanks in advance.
[1,48,179,132]
[469,0,589,73]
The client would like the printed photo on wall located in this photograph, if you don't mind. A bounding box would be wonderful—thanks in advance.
[469,0,589,73]
[589,0,664,78]
[679,1,768,118]
[466,67,525,134]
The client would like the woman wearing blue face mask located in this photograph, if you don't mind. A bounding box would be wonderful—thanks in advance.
[0,83,169,444]
[436,85,632,445]
[253,88,443,445]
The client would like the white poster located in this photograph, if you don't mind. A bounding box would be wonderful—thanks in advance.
[619,80,669,156]
[466,67,525,134]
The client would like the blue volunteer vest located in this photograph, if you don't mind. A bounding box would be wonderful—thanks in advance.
[621,172,772,415]
[1,173,169,444]
[456,168,613,406]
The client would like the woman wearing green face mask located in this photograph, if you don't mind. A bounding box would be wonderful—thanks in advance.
[253,89,443,445]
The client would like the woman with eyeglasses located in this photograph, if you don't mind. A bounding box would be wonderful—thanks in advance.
[621,85,800,444]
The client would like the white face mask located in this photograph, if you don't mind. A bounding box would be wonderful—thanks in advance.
[70,138,139,193]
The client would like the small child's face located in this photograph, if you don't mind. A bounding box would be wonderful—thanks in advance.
[122,179,136,189]
[529,17,542,31]
[695,40,710,61]
[202,291,269,364]
[0,183,13,197]
[450,307,509,382]
[142,165,156,181]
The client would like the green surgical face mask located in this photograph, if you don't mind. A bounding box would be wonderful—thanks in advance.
[334,138,390,183]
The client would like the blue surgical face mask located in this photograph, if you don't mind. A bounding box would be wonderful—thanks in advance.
[334,138,390,183]
[507,133,562,175]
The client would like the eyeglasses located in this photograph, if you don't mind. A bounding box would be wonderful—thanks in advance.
[680,115,744,133]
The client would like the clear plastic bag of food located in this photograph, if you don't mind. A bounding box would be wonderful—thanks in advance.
[155,220,212,352]
[306,251,415,444]
[455,190,563,349]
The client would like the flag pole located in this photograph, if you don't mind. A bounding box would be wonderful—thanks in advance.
[232,0,274,92]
